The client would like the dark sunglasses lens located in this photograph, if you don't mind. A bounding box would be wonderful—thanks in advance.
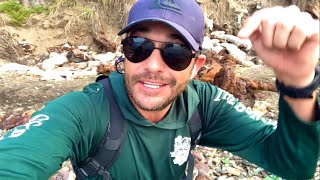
[162,44,193,71]
[123,37,153,63]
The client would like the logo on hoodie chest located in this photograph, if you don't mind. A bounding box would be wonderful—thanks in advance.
[170,135,191,166]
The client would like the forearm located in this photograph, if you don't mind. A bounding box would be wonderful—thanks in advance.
[284,91,319,122]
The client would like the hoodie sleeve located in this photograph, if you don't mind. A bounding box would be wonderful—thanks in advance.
[195,82,320,179]
[0,83,109,180]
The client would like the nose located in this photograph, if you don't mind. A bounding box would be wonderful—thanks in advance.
[144,47,167,72]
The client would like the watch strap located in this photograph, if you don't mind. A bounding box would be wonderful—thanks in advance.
[276,66,320,99]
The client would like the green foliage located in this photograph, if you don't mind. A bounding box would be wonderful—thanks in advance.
[222,157,230,166]
[77,7,94,20]
[0,0,47,26]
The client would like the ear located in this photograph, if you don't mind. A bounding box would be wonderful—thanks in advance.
[190,54,206,79]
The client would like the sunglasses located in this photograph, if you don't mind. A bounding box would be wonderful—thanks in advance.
[121,36,196,71]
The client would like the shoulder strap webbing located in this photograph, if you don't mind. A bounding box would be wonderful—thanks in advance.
[188,108,202,149]
[183,106,202,180]
[75,78,128,180]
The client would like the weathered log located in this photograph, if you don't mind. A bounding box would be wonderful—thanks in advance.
[93,33,117,53]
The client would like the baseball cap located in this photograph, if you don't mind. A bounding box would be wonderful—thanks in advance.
[118,0,205,52]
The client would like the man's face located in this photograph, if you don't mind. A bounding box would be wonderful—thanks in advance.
[124,21,196,112]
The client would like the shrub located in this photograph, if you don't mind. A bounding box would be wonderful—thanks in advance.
[0,0,47,26]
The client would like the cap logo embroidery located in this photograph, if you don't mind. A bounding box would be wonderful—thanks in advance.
[148,0,182,14]
[159,0,180,10]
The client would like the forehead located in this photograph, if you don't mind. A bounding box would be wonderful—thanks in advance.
[129,21,185,42]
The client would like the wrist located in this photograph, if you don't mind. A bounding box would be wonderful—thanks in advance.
[277,70,316,88]
[276,66,320,99]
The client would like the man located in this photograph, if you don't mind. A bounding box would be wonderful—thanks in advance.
[0,0,319,179]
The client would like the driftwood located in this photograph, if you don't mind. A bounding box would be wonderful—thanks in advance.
[93,33,117,52]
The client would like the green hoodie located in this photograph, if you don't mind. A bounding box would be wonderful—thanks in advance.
[0,72,319,180]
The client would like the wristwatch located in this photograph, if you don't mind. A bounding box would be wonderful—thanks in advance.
[276,66,320,98]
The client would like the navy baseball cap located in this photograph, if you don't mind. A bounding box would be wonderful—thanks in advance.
[118,0,205,52]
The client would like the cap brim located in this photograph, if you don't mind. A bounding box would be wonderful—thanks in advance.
[118,18,200,51]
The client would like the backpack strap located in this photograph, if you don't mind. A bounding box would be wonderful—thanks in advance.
[183,106,202,180]
[75,78,128,180]
[188,108,202,149]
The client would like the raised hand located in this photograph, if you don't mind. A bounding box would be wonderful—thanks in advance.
[238,5,319,88]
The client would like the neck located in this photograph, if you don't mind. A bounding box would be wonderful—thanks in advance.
[136,104,172,123]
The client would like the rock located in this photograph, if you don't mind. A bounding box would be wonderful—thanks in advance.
[49,52,69,65]
[78,45,89,51]
[231,155,241,160]
[226,177,239,180]
[217,175,227,180]
[212,66,249,100]
[211,32,252,51]
[97,63,115,76]
[41,59,56,70]
[212,45,225,54]
[67,49,86,63]
[252,101,272,117]
[88,61,102,69]
[201,62,222,82]
[62,43,72,51]
[220,43,247,65]
[210,31,226,39]
[93,52,116,64]
[247,80,277,92]
[74,62,88,69]
[227,167,241,176]
[202,36,214,51]
[221,34,252,51]
[0,111,32,130]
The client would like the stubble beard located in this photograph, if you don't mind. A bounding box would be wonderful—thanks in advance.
[125,72,190,111]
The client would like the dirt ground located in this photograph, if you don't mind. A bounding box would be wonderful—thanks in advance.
[0,70,96,115]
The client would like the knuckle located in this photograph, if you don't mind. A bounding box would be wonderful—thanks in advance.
[275,22,292,31]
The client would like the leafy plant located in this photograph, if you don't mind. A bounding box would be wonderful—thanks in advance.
[222,157,230,166]
[0,0,47,26]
